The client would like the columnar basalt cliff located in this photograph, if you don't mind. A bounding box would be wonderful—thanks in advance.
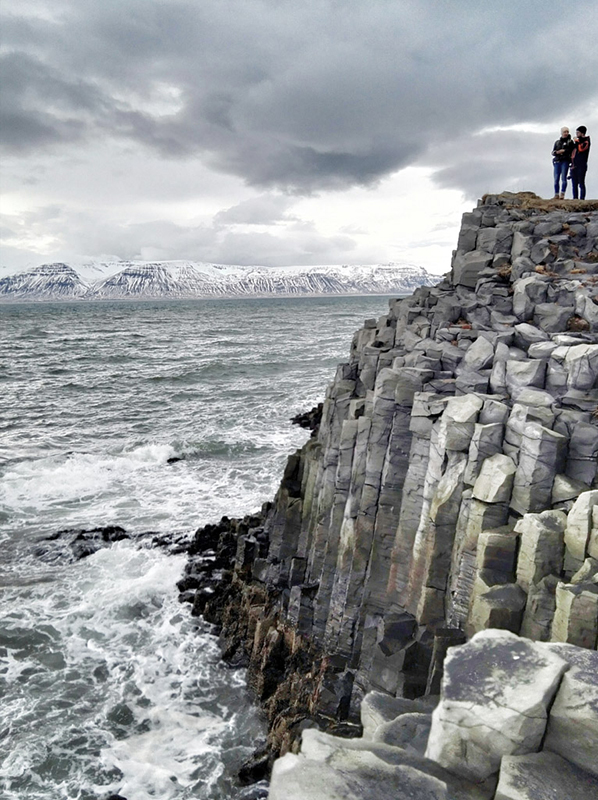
[181,192,598,793]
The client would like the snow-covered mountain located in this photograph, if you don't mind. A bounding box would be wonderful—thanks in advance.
[0,263,90,300]
[0,260,437,302]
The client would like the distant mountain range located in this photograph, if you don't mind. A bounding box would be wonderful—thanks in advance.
[0,260,437,302]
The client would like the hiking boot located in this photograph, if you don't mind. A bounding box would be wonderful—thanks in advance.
[553,194,559,199]
[559,192,565,199]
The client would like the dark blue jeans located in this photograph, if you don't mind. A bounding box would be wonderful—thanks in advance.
[571,165,587,200]
[553,161,569,195]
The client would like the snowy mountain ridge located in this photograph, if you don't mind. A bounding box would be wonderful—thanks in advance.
[0,260,437,301]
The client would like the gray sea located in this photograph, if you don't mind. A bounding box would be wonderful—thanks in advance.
[0,296,391,800]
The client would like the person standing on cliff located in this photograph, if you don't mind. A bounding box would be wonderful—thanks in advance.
[552,126,575,198]
[571,125,591,200]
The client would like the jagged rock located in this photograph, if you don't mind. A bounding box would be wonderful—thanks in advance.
[552,474,590,504]
[513,387,554,407]
[475,528,518,579]
[571,557,598,584]
[441,394,484,451]
[551,581,598,648]
[425,630,568,782]
[461,336,495,371]
[505,359,546,396]
[472,453,516,503]
[183,195,598,776]
[360,691,436,739]
[565,343,598,390]
[467,580,527,636]
[513,322,549,349]
[512,277,548,320]
[544,645,598,776]
[510,424,567,515]
[567,422,598,485]
[534,303,576,333]
[520,575,559,641]
[463,423,506,486]
[371,712,432,754]
[515,511,566,592]
[453,250,493,288]
[495,751,598,800]
[564,490,598,573]
[269,729,494,800]
[544,644,598,777]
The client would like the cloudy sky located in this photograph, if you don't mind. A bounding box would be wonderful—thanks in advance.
[1,0,597,275]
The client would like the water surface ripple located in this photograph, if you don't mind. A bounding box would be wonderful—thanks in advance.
[0,296,391,799]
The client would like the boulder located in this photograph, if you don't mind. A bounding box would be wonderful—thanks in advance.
[544,644,598,777]
[472,454,516,503]
[564,490,598,573]
[462,336,495,372]
[565,344,598,390]
[552,474,591,504]
[551,581,598,648]
[515,511,566,592]
[463,423,505,486]
[453,250,493,288]
[495,751,598,800]
[510,424,567,515]
[371,712,432,755]
[467,581,527,636]
[512,277,547,320]
[360,691,434,739]
[425,630,568,782]
[534,303,575,333]
[270,729,493,800]
[520,575,559,641]
[505,360,546,396]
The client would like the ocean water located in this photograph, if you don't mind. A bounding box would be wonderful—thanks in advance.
[0,296,392,800]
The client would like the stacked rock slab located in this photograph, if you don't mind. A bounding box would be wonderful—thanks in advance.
[268,631,598,800]
[184,192,598,764]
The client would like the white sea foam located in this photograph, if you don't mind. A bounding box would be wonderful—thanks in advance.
[0,543,263,799]
[0,295,392,798]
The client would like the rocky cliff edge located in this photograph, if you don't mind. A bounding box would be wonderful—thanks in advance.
[180,191,598,797]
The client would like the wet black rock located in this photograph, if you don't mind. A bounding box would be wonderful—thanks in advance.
[291,402,323,434]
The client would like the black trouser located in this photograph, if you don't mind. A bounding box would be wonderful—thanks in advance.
[571,164,588,200]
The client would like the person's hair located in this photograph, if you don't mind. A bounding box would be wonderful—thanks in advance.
[577,125,587,135]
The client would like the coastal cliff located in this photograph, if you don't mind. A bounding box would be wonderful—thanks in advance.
[181,192,598,796]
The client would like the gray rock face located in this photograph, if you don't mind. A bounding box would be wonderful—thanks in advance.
[495,751,598,800]
[425,630,568,782]
[544,644,598,777]
[269,727,495,800]
[216,193,598,800]
[515,511,566,592]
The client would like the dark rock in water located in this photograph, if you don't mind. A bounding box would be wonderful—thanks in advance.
[102,794,128,800]
[238,745,271,785]
[149,530,190,554]
[34,525,130,562]
[166,456,183,464]
[35,526,192,564]
[70,526,129,560]
[235,783,269,800]
[291,403,323,435]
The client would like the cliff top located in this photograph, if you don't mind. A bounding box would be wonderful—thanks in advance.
[482,191,598,212]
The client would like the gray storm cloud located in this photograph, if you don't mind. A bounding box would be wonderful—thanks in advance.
[2,0,597,193]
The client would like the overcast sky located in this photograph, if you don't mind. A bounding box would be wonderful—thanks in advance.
[1,0,597,275]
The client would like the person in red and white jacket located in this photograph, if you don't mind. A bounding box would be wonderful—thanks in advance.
[571,125,591,200]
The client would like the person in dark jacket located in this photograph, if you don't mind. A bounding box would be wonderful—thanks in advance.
[571,125,591,200]
[552,126,575,198]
